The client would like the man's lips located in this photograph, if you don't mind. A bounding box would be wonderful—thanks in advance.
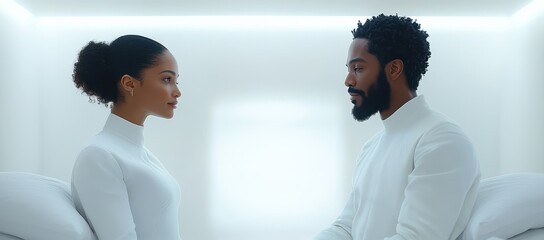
[349,95,358,103]
[348,88,363,103]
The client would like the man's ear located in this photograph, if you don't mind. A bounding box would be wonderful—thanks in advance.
[386,59,404,82]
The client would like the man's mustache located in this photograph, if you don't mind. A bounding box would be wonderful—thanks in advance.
[348,87,366,96]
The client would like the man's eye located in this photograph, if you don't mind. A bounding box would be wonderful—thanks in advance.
[349,67,362,73]
[348,65,363,73]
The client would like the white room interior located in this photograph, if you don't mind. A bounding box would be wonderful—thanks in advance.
[1,0,543,239]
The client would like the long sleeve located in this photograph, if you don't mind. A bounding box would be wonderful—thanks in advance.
[72,145,137,240]
[387,123,480,240]
[314,192,355,240]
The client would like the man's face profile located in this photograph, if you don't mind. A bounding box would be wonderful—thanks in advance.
[345,38,391,122]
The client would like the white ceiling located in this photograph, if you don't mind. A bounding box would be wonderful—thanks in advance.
[13,0,534,17]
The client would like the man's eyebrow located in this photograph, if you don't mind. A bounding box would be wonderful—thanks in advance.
[346,58,366,66]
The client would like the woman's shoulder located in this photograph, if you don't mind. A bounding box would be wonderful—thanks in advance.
[72,144,125,181]
[75,144,117,167]
[74,132,138,171]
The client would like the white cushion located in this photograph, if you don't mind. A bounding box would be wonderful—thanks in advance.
[460,173,544,240]
[0,233,22,240]
[0,172,96,240]
[510,228,544,240]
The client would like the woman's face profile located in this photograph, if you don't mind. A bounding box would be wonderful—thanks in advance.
[132,50,181,119]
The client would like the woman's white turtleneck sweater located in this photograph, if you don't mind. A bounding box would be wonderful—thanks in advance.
[71,114,181,240]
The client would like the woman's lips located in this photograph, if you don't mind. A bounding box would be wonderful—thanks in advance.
[168,101,178,108]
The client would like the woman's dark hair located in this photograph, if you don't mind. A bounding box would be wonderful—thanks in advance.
[352,14,431,91]
[72,35,168,105]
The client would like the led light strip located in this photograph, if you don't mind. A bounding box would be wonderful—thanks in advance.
[0,0,33,19]
[2,0,543,28]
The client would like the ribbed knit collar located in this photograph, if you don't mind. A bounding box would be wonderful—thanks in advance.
[382,95,429,132]
[103,113,144,146]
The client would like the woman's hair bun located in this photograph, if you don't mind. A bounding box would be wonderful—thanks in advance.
[72,41,119,104]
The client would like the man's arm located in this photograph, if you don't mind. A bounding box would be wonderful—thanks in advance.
[387,123,480,240]
[314,192,355,240]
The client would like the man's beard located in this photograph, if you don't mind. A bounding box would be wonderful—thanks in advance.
[350,69,391,122]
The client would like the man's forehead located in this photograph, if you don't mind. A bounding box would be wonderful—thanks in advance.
[347,38,371,64]
[350,38,370,52]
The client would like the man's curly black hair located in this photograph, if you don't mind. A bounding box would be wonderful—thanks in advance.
[352,14,431,91]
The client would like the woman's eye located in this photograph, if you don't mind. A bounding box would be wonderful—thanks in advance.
[163,77,172,83]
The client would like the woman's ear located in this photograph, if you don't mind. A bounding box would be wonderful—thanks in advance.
[386,59,404,82]
[120,74,136,96]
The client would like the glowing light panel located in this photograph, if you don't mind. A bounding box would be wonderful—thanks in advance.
[208,98,346,239]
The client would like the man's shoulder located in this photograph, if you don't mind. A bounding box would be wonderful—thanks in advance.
[417,107,463,133]
[416,112,475,156]
[426,109,467,133]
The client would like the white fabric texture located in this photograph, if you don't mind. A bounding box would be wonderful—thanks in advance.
[71,113,181,240]
[315,96,481,240]
[460,173,544,240]
[0,172,96,240]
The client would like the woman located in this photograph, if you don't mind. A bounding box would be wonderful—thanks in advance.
[71,35,182,240]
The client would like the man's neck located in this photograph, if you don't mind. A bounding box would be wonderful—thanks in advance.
[380,91,417,120]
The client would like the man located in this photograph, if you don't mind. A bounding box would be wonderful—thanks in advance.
[315,14,480,240]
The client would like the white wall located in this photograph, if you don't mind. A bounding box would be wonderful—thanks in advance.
[500,9,544,173]
[1,10,543,240]
[0,6,40,173]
